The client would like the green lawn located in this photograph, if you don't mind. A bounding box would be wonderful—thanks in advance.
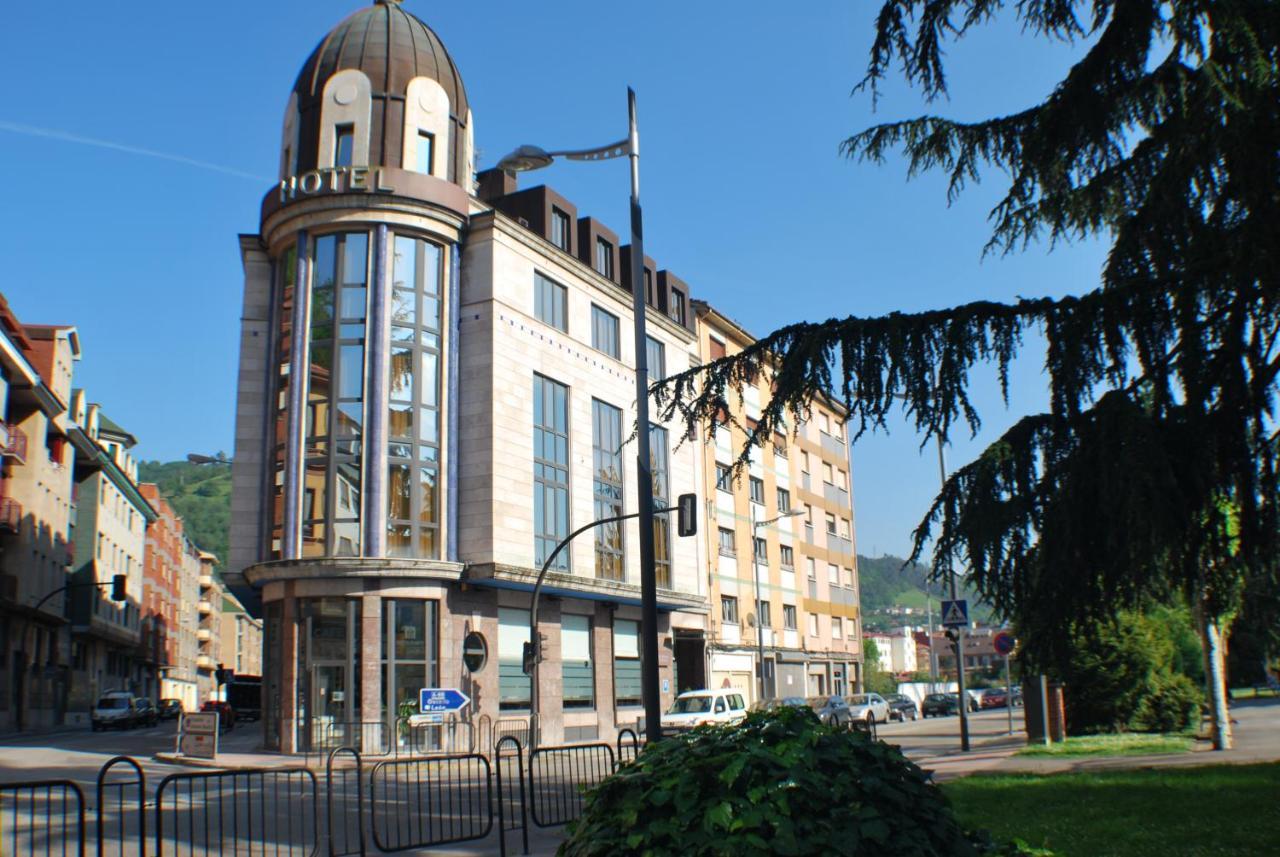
[1017,732,1193,757]
[1229,686,1278,700]
[944,764,1280,856]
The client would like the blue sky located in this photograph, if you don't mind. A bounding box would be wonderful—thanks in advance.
[1,1,1105,559]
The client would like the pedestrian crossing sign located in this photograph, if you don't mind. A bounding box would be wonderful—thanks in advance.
[941,599,969,628]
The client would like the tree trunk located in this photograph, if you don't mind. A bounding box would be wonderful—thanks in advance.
[1202,613,1234,751]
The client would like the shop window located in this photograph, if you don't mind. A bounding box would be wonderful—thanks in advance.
[498,608,531,711]
[562,614,594,709]
[614,620,641,707]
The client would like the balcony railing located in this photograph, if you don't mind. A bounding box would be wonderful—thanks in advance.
[196,655,215,670]
[196,628,211,642]
[823,482,851,510]
[2,424,27,464]
[197,600,213,614]
[826,533,854,556]
[0,498,20,533]
[819,430,845,459]
[198,574,214,587]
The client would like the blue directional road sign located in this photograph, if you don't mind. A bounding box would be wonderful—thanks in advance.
[419,687,471,715]
[941,599,969,628]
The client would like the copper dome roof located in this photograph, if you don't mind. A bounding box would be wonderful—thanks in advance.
[290,0,470,179]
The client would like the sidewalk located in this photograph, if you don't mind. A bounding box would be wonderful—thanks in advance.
[923,697,1279,781]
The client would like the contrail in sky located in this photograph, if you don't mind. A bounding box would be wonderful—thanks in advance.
[0,121,271,183]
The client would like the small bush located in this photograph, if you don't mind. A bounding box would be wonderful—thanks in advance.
[1132,672,1202,733]
[560,707,1036,856]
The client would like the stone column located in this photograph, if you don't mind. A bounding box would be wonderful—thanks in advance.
[537,599,563,745]
[361,593,382,731]
[280,594,298,754]
[363,226,391,557]
[282,232,310,560]
[593,604,616,737]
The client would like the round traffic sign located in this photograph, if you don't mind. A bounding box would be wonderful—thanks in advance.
[462,631,488,673]
[993,630,1016,656]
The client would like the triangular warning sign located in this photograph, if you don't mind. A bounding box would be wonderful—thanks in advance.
[942,602,967,626]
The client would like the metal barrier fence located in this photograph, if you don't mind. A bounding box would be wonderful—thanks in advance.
[367,754,492,853]
[154,767,320,857]
[491,719,537,753]
[96,756,145,857]
[526,743,614,828]
[391,717,475,757]
[0,778,85,857]
[493,736,529,856]
[326,748,365,857]
[310,722,389,757]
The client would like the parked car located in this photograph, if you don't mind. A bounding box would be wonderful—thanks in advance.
[884,693,920,721]
[133,698,159,727]
[201,700,236,731]
[1010,685,1024,707]
[804,695,855,727]
[158,698,184,720]
[844,693,890,725]
[979,688,1009,709]
[921,693,961,717]
[92,692,139,731]
[751,696,808,712]
[660,689,748,732]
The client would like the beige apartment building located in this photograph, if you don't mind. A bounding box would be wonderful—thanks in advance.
[195,551,222,704]
[696,302,863,703]
[220,590,263,678]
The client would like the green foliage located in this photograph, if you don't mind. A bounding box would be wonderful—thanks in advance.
[1038,608,1203,735]
[857,554,991,623]
[560,707,1036,857]
[652,0,1280,677]
[137,460,232,566]
[861,638,898,696]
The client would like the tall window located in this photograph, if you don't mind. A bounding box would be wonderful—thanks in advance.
[498,608,530,711]
[270,244,296,559]
[550,207,571,251]
[721,596,739,624]
[614,620,641,707]
[670,289,687,325]
[776,487,791,513]
[783,604,797,630]
[595,237,614,278]
[590,305,620,359]
[717,527,736,556]
[749,477,765,505]
[388,235,443,558]
[335,125,354,167]
[562,614,594,710]
[305,232,368,557]
[649,424,670,587]
[757,600,771,627]
[592,399,624,581]
[825,513,837,535]
[808,613,819,636]
[415,131,434,174]
[832,617,843,639]
[715,463,732,492]
[645,336,666,381]
[779,544,794,568]
[534,273,567,331]
[534,376,570,571]
[753,537,767,563]
[381,600,438,726]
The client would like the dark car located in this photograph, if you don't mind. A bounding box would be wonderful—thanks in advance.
[804,695,854,727]
[922,693,961,717]
[884,693,920,722]
[133,698,159,727]
[980,688,1009,709]
[201,700,236,731]
[158,699,183,721]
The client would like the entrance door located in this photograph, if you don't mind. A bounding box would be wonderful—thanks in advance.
[311,663,349,748]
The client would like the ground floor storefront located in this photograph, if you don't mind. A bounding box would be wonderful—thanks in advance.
[708,646,863,704]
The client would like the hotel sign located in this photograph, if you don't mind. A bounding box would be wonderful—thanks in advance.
[279,166,395,203]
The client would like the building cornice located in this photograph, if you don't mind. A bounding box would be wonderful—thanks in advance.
[244,556,466,586]
[463,562,708,613]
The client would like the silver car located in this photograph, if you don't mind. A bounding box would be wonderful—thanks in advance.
[845,692,890,725]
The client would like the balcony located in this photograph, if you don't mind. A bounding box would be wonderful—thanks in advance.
[823,482,851,510]
[819,430,845,459]
[826,532,853,557]
[2,424,27,464]
[198,574,214,588]
[0,498,20,534]
[196,628,211,642]
[196,655,215,671]
[197,600,213,614]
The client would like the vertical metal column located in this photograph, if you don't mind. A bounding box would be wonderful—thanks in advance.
[283,231,310,560]
[364,225,392,557]
[447,244,462,563]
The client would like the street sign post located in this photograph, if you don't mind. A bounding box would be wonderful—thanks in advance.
[419,687,470,716]
[992,630,1016,734]
[941,599,969,628]
[177,711,218,759]
[992,630,1015,656]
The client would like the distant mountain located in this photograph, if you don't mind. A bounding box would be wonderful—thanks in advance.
[137,460,232,567]
[857,553,993,627]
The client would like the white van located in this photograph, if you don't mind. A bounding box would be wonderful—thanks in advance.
[659,689,748,733]
[92,691,139,731]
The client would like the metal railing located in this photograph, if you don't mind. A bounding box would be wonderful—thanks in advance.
[493,736,529,856]
[154,767,320,856]
[527,743,615,828]
[326,748,365,857]
[368,754,492,852]
[491,718,538,753]
[616,728,642,766]
[97,756,145,857]
[309,721,389,759]
[0,778,85,857]
[392,716,475,757]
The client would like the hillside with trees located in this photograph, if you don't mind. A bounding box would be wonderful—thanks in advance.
[137,459,232,566]
[857,554,992,630]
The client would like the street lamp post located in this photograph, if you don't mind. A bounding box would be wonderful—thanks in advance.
[496,89,665,740]
[931,436,971,752]
[750,507,803,703]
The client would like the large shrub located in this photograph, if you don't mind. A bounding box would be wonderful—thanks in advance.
[560,707,1033,856]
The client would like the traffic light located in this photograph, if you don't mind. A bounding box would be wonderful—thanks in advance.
[677,493,697,537]
[521,633,547,675]
[110,575,127,602]
[215,665,234,686]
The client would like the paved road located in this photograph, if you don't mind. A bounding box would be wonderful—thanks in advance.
[876,705,1025,759]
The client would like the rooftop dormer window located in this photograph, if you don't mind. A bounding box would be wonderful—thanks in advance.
[335,125,355,168]
[550,207,571,252]
[415,131,434,174]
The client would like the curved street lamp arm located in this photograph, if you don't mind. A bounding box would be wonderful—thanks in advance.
[548,138,632,162]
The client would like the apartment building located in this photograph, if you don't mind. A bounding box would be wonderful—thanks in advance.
[228,1,707,752]
[66,396,156,719]
[696,302,863,702]
[220,590,263,678]
[195,551,222,704]
[0,299,79,731]
[138,484,203,710]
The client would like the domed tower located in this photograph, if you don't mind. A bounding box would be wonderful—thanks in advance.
[231,1,477,752]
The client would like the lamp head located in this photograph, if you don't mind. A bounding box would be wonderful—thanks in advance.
[495,144,554,173]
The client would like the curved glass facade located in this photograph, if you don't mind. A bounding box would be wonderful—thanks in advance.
[270,244,296,560]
